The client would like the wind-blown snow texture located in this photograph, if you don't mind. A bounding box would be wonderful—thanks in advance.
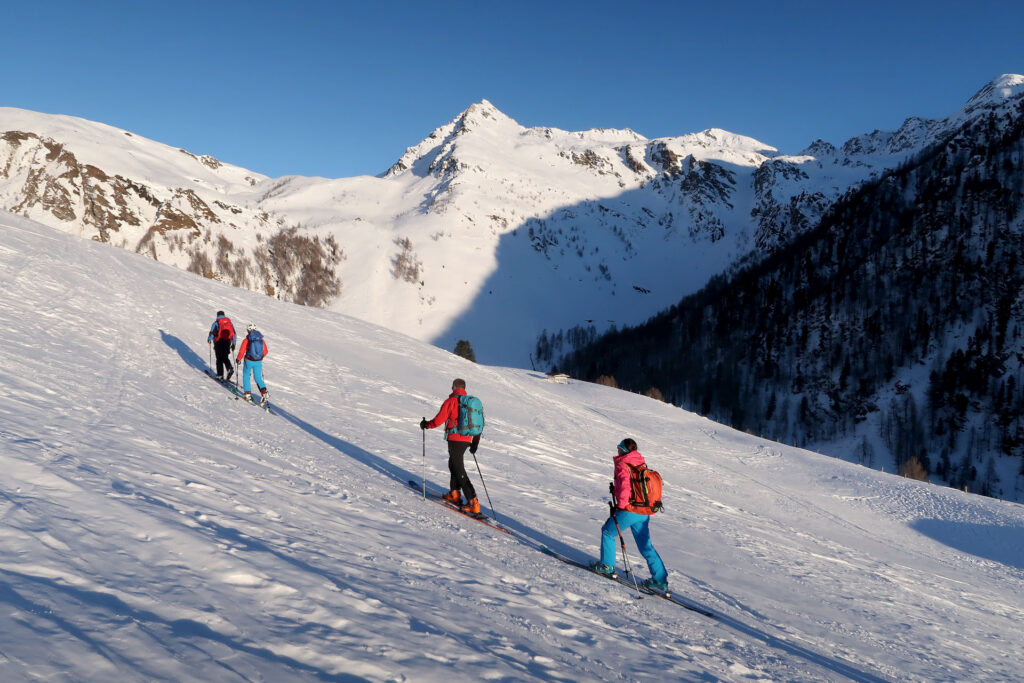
[1,211,1023,681]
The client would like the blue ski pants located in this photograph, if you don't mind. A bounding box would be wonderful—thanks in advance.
[600,510,667,582]
[241,359,266,393]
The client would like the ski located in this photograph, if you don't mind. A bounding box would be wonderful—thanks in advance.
[538,545,716,618]
[205,369,240,398]
[538,544,637,588]
[407,480,509,534]
[204,369,270,410]
[244,396,272,411]
[638,586,715,615]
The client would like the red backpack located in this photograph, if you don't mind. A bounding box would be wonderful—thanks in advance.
[624,463,664,515]
[215,317,235,342]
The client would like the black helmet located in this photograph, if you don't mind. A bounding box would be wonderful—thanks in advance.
[216,310,225,317]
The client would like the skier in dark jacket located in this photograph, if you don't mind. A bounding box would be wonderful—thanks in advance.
[206,311,236,380]
[420,378,482,514]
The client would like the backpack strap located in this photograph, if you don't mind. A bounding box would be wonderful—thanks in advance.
[627,463,651,507]
[445,394,462,436]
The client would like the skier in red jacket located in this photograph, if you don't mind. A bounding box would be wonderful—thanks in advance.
[420,378,482,514]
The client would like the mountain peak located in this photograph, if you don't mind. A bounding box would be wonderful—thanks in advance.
[963,74,1024,114]
[453,99,519,135]
[382,100,521,177]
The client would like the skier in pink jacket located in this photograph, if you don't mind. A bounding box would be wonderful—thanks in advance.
[590,438,669,591]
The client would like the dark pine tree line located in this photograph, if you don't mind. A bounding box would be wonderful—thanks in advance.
[556,100,1024,498]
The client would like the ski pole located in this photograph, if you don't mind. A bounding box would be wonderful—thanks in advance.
[610,502,643,599]
[209,342,213,371]
[421,422,427,499]
[471,450,497,525]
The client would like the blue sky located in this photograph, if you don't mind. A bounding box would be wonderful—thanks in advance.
[3,1,1020,178]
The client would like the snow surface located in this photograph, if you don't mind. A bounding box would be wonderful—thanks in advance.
[0,106,265,191]
[2,211,1024,681]
[0,98,892,367]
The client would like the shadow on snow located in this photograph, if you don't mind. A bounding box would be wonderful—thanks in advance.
[911,518,1024,570]
[162,330,891,682]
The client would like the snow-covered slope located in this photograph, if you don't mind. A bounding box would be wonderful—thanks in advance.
[2,77,1022,368]
[253,100,882,365]
[1,211,1023,681]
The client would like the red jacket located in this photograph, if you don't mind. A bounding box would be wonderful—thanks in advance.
[612,450,646,510]
[235,335,269,363]
[425,388,473,443]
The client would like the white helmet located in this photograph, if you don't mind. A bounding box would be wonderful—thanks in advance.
[247,323,257,333]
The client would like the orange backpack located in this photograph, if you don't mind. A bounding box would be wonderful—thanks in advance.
[624,463,664,515]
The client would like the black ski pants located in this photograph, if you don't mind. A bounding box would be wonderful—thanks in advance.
[213,339,234,378]
[447,440,477,500]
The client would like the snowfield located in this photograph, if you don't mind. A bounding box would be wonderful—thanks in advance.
[4,77,1023,370]
[1,211,1022,681]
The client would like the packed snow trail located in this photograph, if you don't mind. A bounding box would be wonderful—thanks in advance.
[2,212,1024,681]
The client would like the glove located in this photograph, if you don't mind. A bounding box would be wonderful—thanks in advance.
[469,435,481,454]
[608,482,614,494]
[231,343,236,352]
[207,339,212,345]
[419,418,429,430]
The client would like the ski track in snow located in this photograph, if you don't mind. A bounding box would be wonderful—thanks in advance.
[1,213,1023,681]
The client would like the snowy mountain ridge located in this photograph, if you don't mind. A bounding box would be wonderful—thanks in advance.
[555,78,1024,505]
[1,210,1023,681]
[2,76,1022,365]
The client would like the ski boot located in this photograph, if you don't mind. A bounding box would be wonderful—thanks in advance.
[642,577,669,594]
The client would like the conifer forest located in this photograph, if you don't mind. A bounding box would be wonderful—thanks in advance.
[556,102,1024,499]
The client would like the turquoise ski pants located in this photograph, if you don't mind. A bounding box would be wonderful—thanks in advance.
[241,359,266,393]
[600,509,667,582]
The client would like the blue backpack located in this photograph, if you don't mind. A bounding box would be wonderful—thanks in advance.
[452,395,485,437]
[246,330,265,360]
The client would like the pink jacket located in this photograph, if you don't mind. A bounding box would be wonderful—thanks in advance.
[612,450,646,509]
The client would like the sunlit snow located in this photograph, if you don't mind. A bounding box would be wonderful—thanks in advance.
[1,212,1022,681]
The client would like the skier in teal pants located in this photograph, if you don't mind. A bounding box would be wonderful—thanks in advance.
[591,438,668,591]
[235,323,269,405]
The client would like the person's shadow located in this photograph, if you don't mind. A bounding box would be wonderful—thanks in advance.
[161,329,210,372]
